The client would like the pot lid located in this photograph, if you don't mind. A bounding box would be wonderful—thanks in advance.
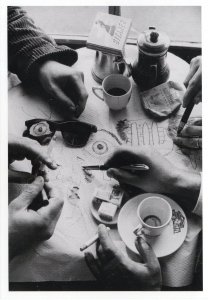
[138,26,170,55]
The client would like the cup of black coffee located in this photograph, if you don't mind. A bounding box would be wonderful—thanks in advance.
[92,74,132,110]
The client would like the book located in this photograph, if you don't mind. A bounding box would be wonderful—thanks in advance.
[86,12,132,56]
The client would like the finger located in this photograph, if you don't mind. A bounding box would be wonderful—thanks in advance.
[105,149,144,169]
[183,70,201,108]
[14,176,44,208]
[69,73,88,116]
[38,193,64,221]
[173,137,202,149]
[183,63,199,88]
[98,224,122,260]
[194,90,202,105]
[51,86,76,112]
[8,169,35,184]
[135,236,160,270]
[84,252,102,280]
[179,125,202,137]
[107,168,139,186]
[188,118,202,126]
[44,182,61,199]
[23,142,57,170]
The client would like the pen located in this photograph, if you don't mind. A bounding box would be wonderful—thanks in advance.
[80,227,110,251]
[177,100,195,135]
[82,164,149,172]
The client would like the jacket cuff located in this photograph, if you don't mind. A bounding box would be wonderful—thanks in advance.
[21,45,78,82]
[192,172,202,217]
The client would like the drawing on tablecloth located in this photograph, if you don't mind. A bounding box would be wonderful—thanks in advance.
[116,119,169,146]
[172,209,185,234]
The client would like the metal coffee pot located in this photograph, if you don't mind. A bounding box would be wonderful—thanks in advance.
[132,26,170,91]
[91,50,131,83]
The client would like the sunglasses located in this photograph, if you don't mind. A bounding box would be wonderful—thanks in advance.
[23,118,97,147]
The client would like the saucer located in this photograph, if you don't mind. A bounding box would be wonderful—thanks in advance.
[117,193,188,258]
[90,197,119,225]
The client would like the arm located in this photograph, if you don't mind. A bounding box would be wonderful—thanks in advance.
[8,6,77,83]
[105,147,201,215]
[8,7,88,117]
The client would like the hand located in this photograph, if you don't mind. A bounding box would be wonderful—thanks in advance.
[183,56,202,108]
[84,224,161,290]
[173,118,202,149]
[105,147,201,206]
[9,134,58,183]
[9,176,64,260]
[38,60,88,117]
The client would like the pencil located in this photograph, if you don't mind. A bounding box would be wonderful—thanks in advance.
[80,227,110,251]
[177,100,195,135]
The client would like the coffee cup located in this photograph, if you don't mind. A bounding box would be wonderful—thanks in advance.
[133,196,172,237]
[92,74,132,110]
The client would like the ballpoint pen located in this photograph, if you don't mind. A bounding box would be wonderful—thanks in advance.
[82,163,149,172]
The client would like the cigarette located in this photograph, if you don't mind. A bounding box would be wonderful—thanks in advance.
[80,227,110,251]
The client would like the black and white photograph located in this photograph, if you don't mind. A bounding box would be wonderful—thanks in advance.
[0,2,206,298]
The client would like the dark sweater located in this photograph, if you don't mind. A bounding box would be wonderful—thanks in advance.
[8,6,78,82]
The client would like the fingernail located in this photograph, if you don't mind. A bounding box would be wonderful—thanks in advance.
[136,236,149,249]
[107,170,114,178]
[51,161,58,169]
[36,176,44,183]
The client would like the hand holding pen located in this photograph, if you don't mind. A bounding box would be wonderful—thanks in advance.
[98,147,180,196]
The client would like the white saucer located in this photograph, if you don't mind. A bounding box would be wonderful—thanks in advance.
[117,193,188,258]
[90,197,119,225]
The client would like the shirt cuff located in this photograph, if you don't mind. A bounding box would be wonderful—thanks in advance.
[192,173,202,216]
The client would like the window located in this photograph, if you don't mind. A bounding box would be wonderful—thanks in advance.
[23,6,201,46]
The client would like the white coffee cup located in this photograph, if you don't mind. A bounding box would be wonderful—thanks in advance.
[92,74,132,110]
[133,196,172,237]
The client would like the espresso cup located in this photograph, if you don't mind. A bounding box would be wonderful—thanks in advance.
[92,74,132,110]
[133,196,172,237]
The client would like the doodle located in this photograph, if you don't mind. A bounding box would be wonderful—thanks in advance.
[98,129,122,145]
[172,209,185,234]
[82,168,94,183]
[116,118,173,156]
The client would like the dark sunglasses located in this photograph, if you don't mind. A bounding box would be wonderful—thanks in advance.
[23,118,97,147]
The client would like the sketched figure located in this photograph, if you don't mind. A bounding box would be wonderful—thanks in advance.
[96,20,116,36]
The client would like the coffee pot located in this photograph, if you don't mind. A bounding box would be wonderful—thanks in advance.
[132,26,170,91]
[91,50,131,83]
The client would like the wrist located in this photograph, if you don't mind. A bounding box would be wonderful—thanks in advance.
[169,168,201,209]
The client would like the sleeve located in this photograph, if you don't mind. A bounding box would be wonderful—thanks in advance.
[192,173,202,217]
[8,6,78,83]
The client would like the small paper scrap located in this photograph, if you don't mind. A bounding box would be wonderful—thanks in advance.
[140,81,184,119]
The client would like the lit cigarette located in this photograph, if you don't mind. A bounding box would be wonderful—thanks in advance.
[80,227,110,251]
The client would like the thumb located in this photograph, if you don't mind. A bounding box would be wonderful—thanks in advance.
[135,236,160,270]
[52,86,76,112]
[15,176,44,208]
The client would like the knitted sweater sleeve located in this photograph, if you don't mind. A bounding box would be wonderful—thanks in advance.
[8,6,78,82]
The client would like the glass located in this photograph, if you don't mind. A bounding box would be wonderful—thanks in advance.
[121,6,201,43]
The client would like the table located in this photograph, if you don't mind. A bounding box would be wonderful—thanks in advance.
[8,45,202,289]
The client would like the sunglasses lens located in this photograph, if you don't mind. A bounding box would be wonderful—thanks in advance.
[24,120,55,145]
[62,130,92,147]
[61,123,96,147]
